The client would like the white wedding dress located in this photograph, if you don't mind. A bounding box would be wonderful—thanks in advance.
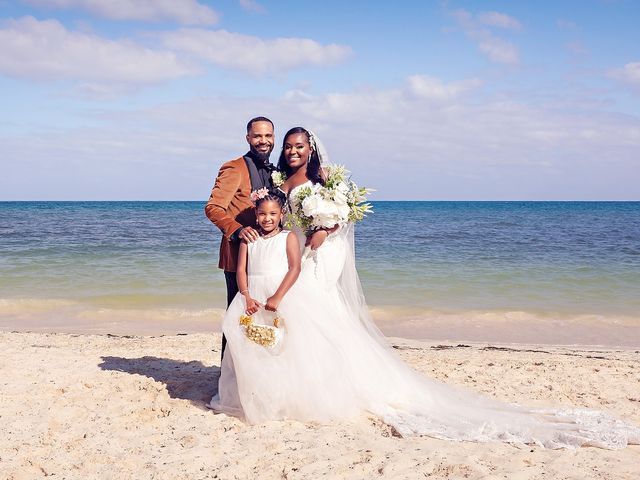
[210,181,640,449]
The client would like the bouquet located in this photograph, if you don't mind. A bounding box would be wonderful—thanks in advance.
[287,165,372,231]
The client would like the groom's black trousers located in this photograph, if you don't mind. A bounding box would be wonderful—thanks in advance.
[221,271,239,359]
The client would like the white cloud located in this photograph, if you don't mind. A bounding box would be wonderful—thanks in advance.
[3,74,639,200]
[478,11,522,30]
[478,36,519,65]
[161,29,352,75]
[609,62,640,91]
[239,0,266,14]
[408,75,482,101]
[0,16,352,91]
[0,16,197,85]
[23,0,219,25]
[451,8,520,65]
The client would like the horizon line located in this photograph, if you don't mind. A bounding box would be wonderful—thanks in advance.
[1,199,639,203]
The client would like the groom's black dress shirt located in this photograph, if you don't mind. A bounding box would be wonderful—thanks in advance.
[243,151,274,191]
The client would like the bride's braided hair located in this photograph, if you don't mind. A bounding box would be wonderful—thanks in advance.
[277,127,325,186]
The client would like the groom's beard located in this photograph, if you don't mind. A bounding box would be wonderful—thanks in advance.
[249,145,273,165]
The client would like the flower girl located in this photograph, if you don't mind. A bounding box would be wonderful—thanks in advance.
[235,188,300,318]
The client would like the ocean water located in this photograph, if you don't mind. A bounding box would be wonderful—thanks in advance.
[1,201,639,338]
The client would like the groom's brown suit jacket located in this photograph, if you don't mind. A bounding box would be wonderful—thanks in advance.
[205,157,257,272]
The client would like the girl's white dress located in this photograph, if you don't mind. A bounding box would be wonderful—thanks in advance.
[209,182,640,449]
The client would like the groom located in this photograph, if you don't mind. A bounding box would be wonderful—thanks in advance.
[205,116,275,357]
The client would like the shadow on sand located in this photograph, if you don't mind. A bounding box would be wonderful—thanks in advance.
[99,356,220,409]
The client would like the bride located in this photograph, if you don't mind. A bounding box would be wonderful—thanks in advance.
[209,127,639,449]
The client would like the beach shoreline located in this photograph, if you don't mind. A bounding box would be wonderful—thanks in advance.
[1,330,638,479]
[2,303,639,349]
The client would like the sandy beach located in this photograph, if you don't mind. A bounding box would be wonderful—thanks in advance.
[1,331,638,480]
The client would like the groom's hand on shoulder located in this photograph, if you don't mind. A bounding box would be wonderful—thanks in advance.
[239,226,259,243]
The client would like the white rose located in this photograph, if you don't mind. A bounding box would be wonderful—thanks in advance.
[301,195,321,217]
[333,189,348,206]
[301,193,350,228]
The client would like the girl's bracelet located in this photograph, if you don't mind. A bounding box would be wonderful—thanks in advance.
[240,289,249,295]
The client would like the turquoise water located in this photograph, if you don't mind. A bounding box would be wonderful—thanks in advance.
[1,201,639,328]
[357,201,640,316]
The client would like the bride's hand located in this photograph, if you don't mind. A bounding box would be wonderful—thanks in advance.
[306,230,328,250]
[306,225,339,250]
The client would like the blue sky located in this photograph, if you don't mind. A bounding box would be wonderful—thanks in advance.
[1,0,639,200]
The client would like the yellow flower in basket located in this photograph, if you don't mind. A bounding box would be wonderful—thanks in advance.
[239,312,285,350]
